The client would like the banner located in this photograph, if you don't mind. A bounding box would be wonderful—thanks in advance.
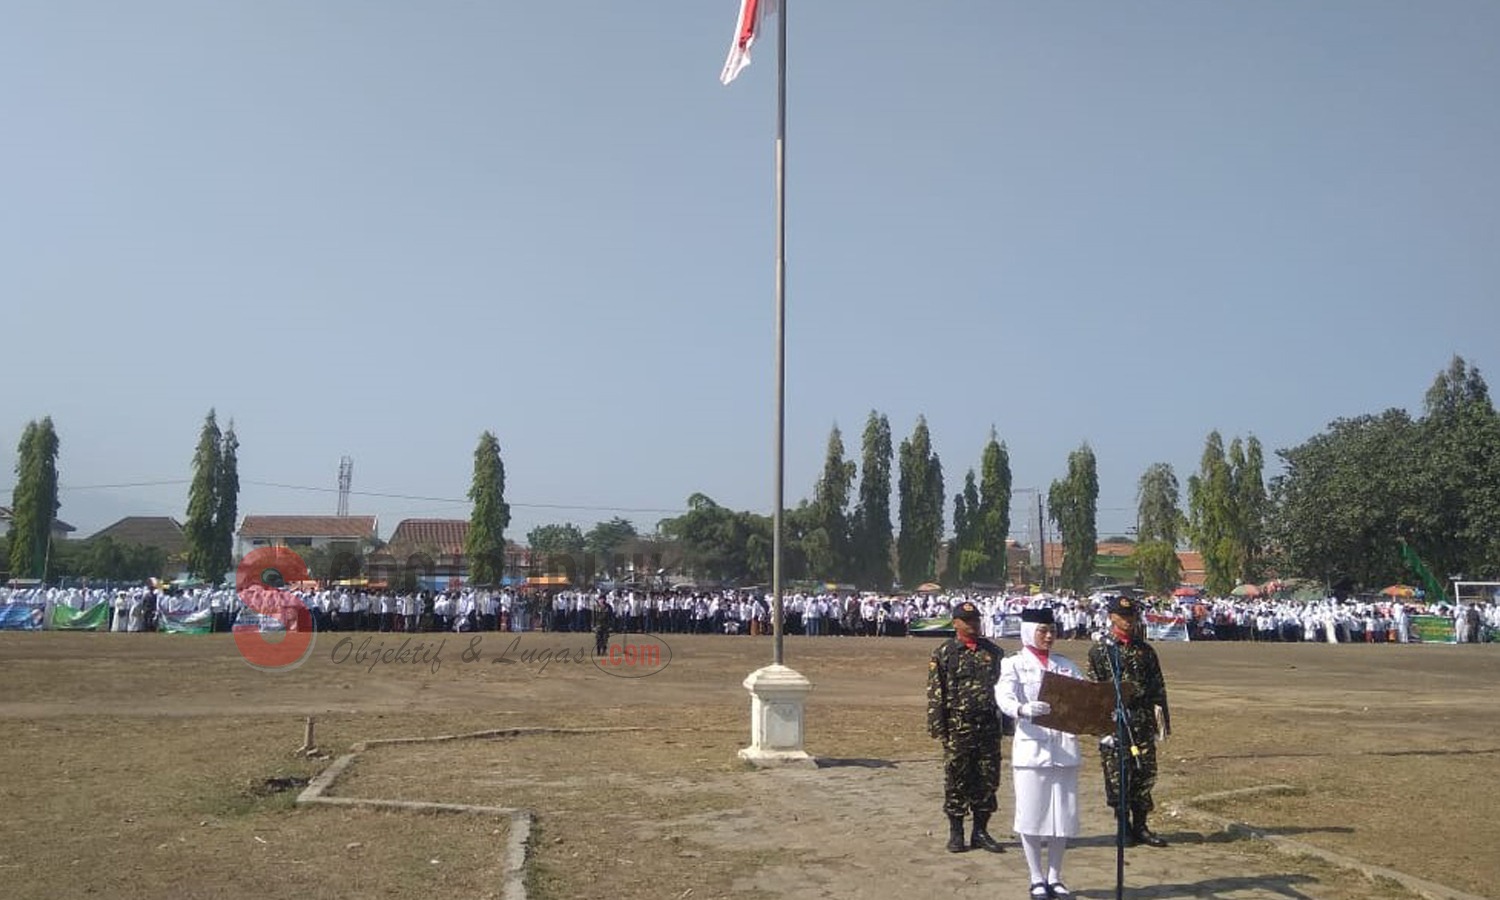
[48,602,111,631]
[158,608,213,635]
[994,613,1022,639]
[232,609,290,633]
[1410,614,1456,644]
[909,616,954,636]
[1145,612,1191,642]
[0,603,46,631]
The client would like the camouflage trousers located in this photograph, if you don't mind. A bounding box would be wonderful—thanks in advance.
[1099,736,1157,814]
[942,738,1000,817]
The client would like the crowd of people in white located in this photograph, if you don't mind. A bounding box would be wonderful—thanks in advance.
[1,584,1495,642]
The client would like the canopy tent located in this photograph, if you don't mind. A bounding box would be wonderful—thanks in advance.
[523,574,572,589]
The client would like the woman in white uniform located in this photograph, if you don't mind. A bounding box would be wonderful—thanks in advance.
[997,607,1083,899]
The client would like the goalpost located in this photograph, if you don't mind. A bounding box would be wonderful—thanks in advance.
[1452,581,1500,604]
[1451,582,1499,643]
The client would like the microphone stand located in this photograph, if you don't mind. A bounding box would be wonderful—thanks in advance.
[1106,636,1132,900]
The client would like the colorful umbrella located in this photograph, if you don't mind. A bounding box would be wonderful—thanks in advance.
[1171,586,1202,597]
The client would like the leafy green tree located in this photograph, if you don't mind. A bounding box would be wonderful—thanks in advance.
[851,411,894,590]
[659,493,734,579]
[1136,462,1184,547]
[1230,436,1268,583]
[975,430,1012,584]
[210,423,239,581]
[1271,410,1422,590]
[584,517,638,565]
[1417,356,1500,579]
[897,416,944,588]
[944,478,970,586]
[184,411,222,580]
[465,431,511,585]
[527,523,585,556]
[8,419,60,579]
[1187,431,1239,596]
[1270,359,1500,593]
[1132,462,1184,595]
[82,535,126,580]
[1048,443,1099,594]
[657,494,787,584]
[810,425,857,582]
[1187,431,1269,594]
[81,537,169,582]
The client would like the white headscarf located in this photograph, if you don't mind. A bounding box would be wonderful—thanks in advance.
[1020,621,1045,651]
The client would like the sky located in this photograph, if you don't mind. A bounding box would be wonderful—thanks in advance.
[2,0,1498,548]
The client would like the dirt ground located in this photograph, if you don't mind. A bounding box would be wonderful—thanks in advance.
[0,630,1495,899]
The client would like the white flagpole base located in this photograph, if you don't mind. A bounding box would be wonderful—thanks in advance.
[738,664,815,768]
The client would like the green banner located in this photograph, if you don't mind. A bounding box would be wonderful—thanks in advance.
[48,603,111,631]
[909,616,955,635]
[1410,614,1456,644]
[158,609,213,635]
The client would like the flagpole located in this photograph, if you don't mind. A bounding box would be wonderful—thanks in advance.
[738,0,812,767]
[771,0,787,668]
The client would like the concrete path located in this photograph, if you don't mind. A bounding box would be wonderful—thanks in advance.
[656,758,1472,900]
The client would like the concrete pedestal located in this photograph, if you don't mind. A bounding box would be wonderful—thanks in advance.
[738,664,815,768]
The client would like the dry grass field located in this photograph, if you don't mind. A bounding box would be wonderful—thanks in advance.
[0,629,1494,899]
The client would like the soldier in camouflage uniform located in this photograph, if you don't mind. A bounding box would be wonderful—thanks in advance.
[927,601,1006,854]
[1085,595,1172,848]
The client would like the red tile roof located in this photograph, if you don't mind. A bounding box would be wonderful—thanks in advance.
[239,515,377,540]
[386,519,470,556]
[1040,542,1206,584]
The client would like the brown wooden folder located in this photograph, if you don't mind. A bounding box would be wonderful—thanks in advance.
[1032,671,1137,736]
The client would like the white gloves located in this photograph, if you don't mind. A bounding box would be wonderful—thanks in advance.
[1020,701,1052,718]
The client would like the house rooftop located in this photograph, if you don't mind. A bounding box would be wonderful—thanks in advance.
[0,506,76,534]
[87,516,188,556]
[239,515,377,540]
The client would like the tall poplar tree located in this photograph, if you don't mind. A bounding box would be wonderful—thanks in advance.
[811,425,857,581]
[466,431,511,585]
[946,469,984,585]
[184,411,223,580]
[211,423,240,580]
[1132,462,1184,596]
[897,416,944,588]
[851,411,894,590]
[1231,436,1268,583]
[1188,431,1238,596]
[976,429,1012,583]
[944,475,971,586]
[1048,443,1099,594]
[7,418,60,579]
[1419,356,1500,578]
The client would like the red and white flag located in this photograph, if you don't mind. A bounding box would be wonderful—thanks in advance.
[720,0,778,85]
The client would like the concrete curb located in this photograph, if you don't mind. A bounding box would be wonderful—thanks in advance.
[296,726,650,900]
[1178,785,1487,900]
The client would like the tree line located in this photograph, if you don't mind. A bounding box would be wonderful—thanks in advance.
[8,357,1498,595]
